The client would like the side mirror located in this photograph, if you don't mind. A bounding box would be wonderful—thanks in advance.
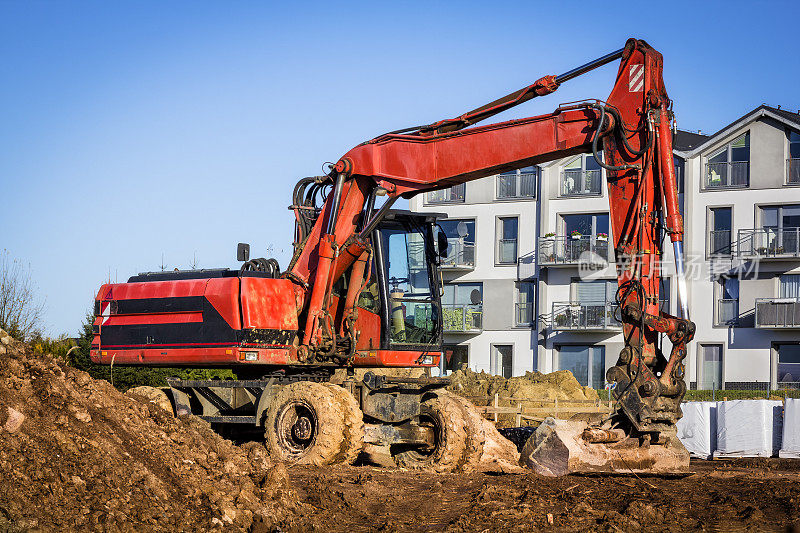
[436,231,449,258]
[237,243,250,262]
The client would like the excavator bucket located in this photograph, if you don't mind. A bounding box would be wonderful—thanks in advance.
[519,418,690,476]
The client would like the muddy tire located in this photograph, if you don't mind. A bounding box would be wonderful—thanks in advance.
[323,383,365,465]
[393,393,467,473]
[264,381,354,466]
[446,392,486,471]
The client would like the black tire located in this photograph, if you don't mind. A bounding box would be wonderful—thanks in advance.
[323,383,365,465]
[393,393,467,473]
[264,381,352,466]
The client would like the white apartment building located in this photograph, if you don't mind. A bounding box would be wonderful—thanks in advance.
[411,105,800,391]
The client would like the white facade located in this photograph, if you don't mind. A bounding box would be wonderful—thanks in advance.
[411,105,800,391]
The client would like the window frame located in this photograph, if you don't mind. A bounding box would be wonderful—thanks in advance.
[706,205,733,258]
[555,344,606,389]
[495,166,538,201]
[490,344,514,378]
[495,215,519,265]
[514,281,536,327]
[703,132,750,190]
[786,129,800,186]
[424,183,466,205]
[559,153,604,198]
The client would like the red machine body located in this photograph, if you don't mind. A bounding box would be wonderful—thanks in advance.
[92,38,693,437]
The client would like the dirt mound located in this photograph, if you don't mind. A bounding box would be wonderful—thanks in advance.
[0,330,307,531]
[447,367,599,426]
[448,367,598,404]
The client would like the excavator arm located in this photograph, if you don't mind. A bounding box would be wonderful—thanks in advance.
[288,38,695,458]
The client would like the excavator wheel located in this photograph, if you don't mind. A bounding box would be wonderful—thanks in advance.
[392,392,468,473]
[264,381,358,466]
[322,383,365,465]
[445,392,486,471]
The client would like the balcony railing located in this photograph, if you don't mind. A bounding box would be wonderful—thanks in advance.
[497,239,518,264]
[538,235,610,266]
[442,304,483,333]
[441,239,475,270]
[426,183,465,204]
[788,158,800,185]
[705,161,749,188]
[497,171,537,199]
[755,298,800,329]
[716,299,739,326]
[560,169,602,197]
[736,228,800,258]
[708,230,732,256]
[515,303,534,326]
[551,301,621,331]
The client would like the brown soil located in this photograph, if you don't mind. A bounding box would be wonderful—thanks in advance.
[287,458,800,532]
[2,331,800,532]
[0,334,310,532]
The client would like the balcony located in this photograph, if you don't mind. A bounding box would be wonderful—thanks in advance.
[497,171,537,199]
[755,298,800,329]
[715,299,739,326]
[708,230,732,256]
[736,228,800,259]
[560,169,602,197]
[788,158,800,185]
[705,161,749,189]
[538,235,610,266]
[497,239,518,264]
[441,240,475,270]
[442,304,483,333]
[426,183,465,204]
[550,301,621,332]
[515,303,534,326]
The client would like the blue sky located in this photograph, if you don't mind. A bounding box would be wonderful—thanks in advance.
[2,0,799,335]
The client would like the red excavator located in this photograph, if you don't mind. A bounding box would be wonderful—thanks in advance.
[92,38,694,474]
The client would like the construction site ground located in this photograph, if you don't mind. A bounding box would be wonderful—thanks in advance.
[2,336,800,531]
[288,458,800,532]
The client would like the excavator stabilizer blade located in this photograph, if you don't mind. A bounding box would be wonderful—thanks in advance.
[519,419,690,476]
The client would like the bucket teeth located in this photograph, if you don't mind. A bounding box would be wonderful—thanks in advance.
[520,418,690,477]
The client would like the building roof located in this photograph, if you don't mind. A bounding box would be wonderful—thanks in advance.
[673,130,709,152]
[675,105,800,157]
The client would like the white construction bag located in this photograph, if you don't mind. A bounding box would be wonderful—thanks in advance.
[780,398,800,458]
[676,401,717,459]
[714,400,783,458]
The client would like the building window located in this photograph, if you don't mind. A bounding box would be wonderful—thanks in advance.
[700,344,723,390]
[674,156,685,218]
[435,219,475,269]
[442,283,483,333]
[781,274,800,298]
[658,278,671,315]
[787,130,800,185]
[497,166,538,199]
[496,216,518,264]
[705,132,749,188]
[515,282,535,326]
[778,344,800,387]
[426,183,465,204]
[444,344,469,373]
[557,345,605,389]
[491,345,513,378]
[715,277,739,326]
[708,207,732,256]
[759,204,800,255]
[560,153,603,197]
